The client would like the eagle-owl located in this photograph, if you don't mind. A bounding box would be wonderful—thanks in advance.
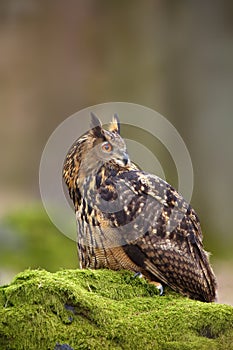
[63,113,217,302]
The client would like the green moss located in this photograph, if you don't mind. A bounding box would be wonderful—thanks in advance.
[0,269,233,349]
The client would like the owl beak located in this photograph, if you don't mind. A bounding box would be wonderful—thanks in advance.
[115,152,130,167]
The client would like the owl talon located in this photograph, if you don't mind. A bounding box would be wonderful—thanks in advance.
[133,273,163,295]
[149,281,164,296]
[133,272,143,279]
[157,284,164,296]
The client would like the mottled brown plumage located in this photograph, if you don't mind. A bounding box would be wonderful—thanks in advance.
[63,113,217,302]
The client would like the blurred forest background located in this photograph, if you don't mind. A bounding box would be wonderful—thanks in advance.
[0,1,233,305]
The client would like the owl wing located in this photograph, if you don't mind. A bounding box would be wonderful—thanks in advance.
[99,170,217,302]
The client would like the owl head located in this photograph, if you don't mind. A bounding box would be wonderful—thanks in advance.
[63,113,131,188]
[89,112,130,167]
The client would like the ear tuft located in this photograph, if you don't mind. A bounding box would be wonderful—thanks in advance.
[90,112,102,128]
[90,112,103,138]
[109,113,120,134]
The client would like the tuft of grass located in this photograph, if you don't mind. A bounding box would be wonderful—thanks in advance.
[0,269,233,350]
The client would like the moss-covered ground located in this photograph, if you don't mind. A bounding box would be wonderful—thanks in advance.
[0,269,233,350]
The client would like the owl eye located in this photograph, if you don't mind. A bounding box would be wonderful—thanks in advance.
[101,141,113,153]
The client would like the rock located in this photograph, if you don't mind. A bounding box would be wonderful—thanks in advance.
[54,343,74,350]
[0,269,233,349]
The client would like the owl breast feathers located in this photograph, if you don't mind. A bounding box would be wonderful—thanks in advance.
[63,113,217,302]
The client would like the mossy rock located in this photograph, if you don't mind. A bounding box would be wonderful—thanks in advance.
[0,269,233,350]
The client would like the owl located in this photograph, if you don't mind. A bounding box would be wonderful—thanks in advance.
[63,113,217,302]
